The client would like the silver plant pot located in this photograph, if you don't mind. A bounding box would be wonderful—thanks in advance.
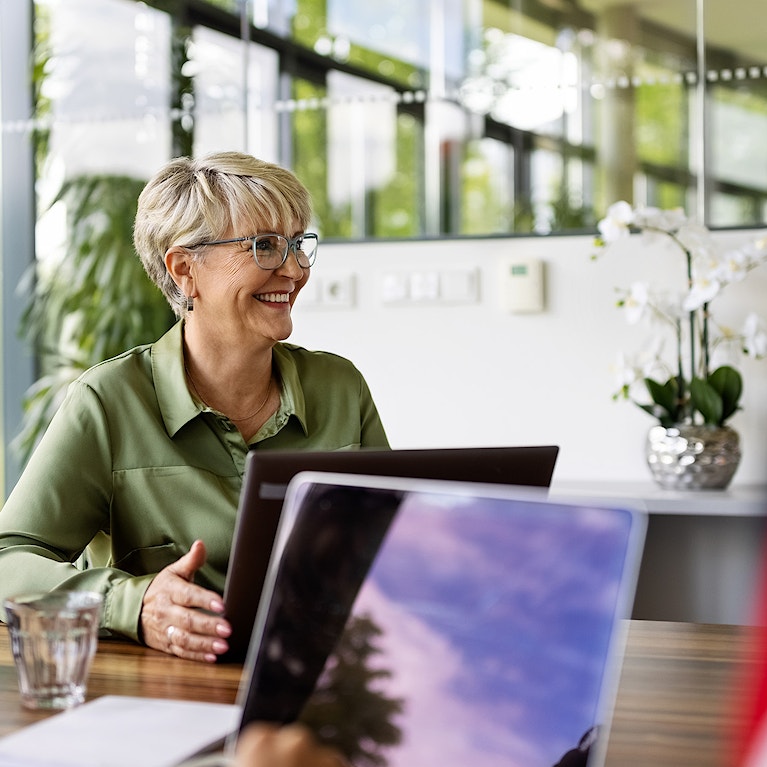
[645,424,742,490]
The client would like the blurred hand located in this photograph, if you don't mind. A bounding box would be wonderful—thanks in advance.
[235,723,348,767]
[140,539,231,663]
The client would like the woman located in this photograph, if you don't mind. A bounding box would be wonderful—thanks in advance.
[0,152,389,663]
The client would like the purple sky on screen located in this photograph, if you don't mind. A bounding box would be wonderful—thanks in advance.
[350,493,632,767]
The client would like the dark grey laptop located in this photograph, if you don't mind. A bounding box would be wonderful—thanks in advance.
[222,445,559,660]
[229,472,646,767]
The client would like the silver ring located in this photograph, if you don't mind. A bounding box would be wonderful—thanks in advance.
[166,625,176,642]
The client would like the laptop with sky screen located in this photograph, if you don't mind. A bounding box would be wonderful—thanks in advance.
[222,445,559,660]
[0,472,644,767]
[229,471,647,767]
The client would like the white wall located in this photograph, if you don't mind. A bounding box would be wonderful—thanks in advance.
[289,230,767,486]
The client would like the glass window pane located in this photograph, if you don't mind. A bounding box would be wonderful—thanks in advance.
[291,78,329,234]
[253,0,767,235]
[15,0,767,255]
[708,84,767,227]
[39,0,171,178]
[460,138,515,235]
[191,26,280,160]
[370,109,424,237]
[703,0,767,225]
[304,71,424,238]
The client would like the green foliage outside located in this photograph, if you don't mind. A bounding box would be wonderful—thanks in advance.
[368,112,423,237]
[294,0,422,90]
[291,83,423,238]
[635,67,688,167]
[31,3,51,178]
[291,79,335,235]
[14,176,175,465]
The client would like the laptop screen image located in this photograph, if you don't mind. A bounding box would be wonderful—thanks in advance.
[222,445,559,661]
[233,473,645,767]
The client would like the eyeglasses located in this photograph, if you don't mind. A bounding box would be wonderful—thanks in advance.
[185,232,318,270]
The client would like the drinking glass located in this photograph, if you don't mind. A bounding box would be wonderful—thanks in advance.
[3,590,103,709]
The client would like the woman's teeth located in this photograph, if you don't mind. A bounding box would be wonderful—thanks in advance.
[256,292,289,303]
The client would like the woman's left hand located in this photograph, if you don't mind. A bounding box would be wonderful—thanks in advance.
[139,539,232,662]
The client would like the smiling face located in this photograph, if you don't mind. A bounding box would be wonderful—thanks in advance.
[167,219,311,352]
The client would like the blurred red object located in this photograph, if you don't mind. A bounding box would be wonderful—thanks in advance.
[730,551,767,767]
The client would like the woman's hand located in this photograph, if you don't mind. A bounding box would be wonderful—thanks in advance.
[235,723,348,767]
[140,539,231,662]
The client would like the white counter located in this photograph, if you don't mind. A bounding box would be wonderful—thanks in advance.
[550,480,767,516]
[550,481,767,625]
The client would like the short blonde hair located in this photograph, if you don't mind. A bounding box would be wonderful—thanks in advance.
[134,151,313,316]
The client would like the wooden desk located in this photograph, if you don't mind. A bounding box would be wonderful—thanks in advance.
[0,621,758,766]
[0,632,243,737]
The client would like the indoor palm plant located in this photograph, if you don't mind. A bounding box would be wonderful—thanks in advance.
[14,175,175,465]
[593,201,767,488]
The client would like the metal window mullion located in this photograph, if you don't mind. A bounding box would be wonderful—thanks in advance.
[0,0,37,496]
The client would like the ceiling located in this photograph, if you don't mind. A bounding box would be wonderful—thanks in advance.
[578,0,766,65]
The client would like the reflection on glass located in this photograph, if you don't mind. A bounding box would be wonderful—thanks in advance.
[37,0,171,179]
[191,27,280,160]
[242,484,636,767]
[19,0,767,239]
[300,614,405,766]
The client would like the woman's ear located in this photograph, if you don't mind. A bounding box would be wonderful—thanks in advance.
[165,246,196,299]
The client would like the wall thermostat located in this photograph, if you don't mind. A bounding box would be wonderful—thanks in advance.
[503,258,545,313]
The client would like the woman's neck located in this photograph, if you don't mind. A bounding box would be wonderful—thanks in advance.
[182,322,276,423]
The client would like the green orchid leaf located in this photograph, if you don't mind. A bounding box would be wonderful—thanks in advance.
[644,377,679,419]
[707,365,742,422]
[689,377,723,426]
[636,403,677,428]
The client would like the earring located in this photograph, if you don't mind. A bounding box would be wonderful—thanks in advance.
[186,295,194,312]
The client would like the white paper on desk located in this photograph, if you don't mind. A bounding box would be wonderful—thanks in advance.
[0,695,241,767]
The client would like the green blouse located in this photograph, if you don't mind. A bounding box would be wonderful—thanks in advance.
[0,321,388,640]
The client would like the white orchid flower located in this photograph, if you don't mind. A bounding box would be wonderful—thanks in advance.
[710,325,742,369]
[632,206,660,228]
[639,335,668,380]
[650,289,686,325]
[741,238,767,269]
[682,267,721,311]
[596,200,766,429]
[612,352,639,390]
[621,281,650,324]
[743,313,767,358]
[597,200,633,243]
[634,206,686,232]
[677,222,716,259]
[612,339,669,402]
[714,248,749,284]
[612,351,656,402]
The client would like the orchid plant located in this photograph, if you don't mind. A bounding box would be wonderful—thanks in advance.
[594,201,767,428]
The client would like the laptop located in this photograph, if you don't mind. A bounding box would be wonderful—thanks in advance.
[0,473,644,767]
[229,472,647,767]
[222,445,559,660]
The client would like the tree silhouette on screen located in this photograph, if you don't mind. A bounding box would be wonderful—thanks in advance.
[299,612,405,767]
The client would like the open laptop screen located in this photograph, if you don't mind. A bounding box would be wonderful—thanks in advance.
[222,445,559,660]
[235,474,644,767]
